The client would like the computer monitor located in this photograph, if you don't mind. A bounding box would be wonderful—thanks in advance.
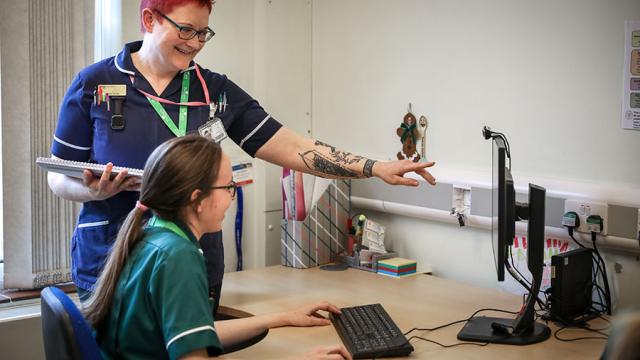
[457,127,551,345]
[491,136,515,282]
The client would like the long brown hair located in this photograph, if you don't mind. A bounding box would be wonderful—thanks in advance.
[83,134,222,327]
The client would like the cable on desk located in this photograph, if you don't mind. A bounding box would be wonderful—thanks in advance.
[403,319,468,335]
[378,308,519,358]
[403,308,519,335]
[553,327,608,342]
[552,314,610,342]
[585,315,611,332]
[371,335,489,359]
[407,335,489,348]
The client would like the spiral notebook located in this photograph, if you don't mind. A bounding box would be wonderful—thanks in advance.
[36,157,144,179]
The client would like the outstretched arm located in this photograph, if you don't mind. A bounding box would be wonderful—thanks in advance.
[255,128,436,186]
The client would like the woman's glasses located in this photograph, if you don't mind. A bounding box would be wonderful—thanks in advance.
[211,181,237,199]
[156,11,215,42]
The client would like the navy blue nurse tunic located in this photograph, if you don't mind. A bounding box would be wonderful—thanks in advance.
[51,41,281,314]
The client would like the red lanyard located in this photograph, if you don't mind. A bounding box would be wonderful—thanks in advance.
[129,64,211,106]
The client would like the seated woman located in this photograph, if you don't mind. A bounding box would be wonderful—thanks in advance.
[83,135,351,360]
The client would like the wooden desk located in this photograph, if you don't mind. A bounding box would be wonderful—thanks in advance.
[220,266,607,359]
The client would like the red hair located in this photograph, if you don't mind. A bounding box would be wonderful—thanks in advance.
[139,0,214,32]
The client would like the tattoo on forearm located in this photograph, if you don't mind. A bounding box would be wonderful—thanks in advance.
[314,140,364,166]
[363,159,377,177]
[299,150,359,178]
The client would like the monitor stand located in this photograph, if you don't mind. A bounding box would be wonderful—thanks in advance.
[458,184,551,345]
[457,316,551,345]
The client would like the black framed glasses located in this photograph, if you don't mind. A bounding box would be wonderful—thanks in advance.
[156,11,215,42]
[211,180,237,199]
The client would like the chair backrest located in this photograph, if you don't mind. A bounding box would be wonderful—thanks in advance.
[40,287,102,360]
[601,307,640,360]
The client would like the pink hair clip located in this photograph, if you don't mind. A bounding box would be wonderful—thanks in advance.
[135,201,149,212]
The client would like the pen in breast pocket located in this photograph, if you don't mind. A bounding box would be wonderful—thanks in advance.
[222,92,227,113]
[209,103,217,120]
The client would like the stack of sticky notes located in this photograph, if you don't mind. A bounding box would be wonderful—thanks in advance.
[377,257,417,277]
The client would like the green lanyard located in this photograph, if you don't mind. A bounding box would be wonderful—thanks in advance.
[146,71,190,137]
[147,216,190,242]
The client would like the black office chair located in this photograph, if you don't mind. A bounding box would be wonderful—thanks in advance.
[601,307,640,360]
[40,286,102,360]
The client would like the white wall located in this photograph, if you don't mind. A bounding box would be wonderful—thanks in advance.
[311,0,640,310]
[312,0,640,188]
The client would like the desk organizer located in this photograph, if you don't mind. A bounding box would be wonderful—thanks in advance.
[281,176,351,269]
[339,251,398,273]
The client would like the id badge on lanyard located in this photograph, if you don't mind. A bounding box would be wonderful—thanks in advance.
[198,103,228,143]
[130,64,228,142]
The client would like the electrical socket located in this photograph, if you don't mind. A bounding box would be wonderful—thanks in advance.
[451,186,471,216]
[564,200,609,235]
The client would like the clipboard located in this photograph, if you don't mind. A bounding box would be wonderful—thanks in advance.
[36,157,143,179]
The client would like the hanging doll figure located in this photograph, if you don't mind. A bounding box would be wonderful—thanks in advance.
[397,108,422,162]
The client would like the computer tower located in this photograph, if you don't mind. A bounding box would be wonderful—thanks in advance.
[549,247,593,322]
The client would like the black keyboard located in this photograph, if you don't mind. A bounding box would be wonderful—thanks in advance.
[330,303,414,359]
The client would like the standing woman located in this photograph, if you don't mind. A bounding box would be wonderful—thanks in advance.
[49,0,436,310]
[48,0,280,309]
[84,135,351,359]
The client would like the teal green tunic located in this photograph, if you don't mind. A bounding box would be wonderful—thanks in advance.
[97,217,223,359]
